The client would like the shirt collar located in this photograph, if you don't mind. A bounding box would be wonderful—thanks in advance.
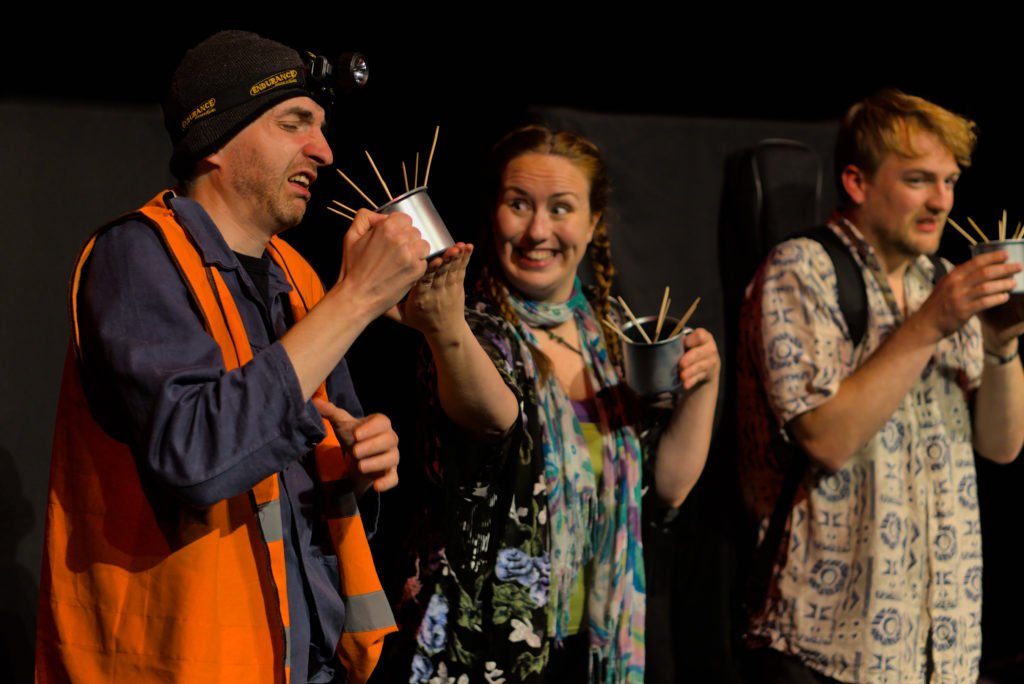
[829,214,875,264]
[166,194,294,300]
[166,194,241,271]
[829,213,935,284]
[827,218,937,284]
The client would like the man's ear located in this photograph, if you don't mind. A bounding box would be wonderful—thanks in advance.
[203,149,225,171]
[841,164,870,206]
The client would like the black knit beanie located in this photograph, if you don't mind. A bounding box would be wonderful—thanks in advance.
[164,30,307,180]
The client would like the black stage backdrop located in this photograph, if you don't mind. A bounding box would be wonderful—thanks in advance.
[3,19,1023,683]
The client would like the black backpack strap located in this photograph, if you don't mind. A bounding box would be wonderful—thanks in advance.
[796,227,946,344]
[798,225,869,348]
[928,254,948,282]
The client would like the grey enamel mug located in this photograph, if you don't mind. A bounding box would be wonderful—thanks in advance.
[376,187,455,259]
[619,316,689,395]
[972,239,1024,293]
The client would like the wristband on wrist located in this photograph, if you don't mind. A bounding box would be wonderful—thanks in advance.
[984,348,1020,366]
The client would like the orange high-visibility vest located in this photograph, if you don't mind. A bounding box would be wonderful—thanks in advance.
[36,190,396,683]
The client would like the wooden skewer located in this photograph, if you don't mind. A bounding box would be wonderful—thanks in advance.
[423,125,440,187]
[326,205,355,221]
[616,296,652,344]
[414,152,420,188]
[653,286,671,342]
[336,168,378,208]
[1015,222,1024,240]
[601,318,632,344]
[1001,209,1008,241]
[364,151,393,201]
[402,161,410,193]
[331,199,358,214]
[667,297,701,340]
[946,217,977,246]
[967,217,989,243]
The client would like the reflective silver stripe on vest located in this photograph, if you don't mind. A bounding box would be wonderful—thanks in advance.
[323,483,359,519]
[343,589,397,633]
[284,625,291,669]
[257,498,284,543]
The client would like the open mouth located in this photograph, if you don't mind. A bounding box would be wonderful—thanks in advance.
[514,247,560,268]
[288,172,314,197]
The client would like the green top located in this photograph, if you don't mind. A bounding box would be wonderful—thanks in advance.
[558,419,604,636]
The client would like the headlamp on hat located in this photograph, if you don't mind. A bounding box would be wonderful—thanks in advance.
[304,51,369,107]
[165,30,369,180]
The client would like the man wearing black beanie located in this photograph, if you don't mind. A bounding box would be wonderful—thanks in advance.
[36,30,427,683]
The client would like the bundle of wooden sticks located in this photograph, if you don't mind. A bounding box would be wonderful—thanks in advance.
[947,210,1023,245]
[602,288,700,345]
[327,125,441,221]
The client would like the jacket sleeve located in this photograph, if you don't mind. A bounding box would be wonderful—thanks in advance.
[77,219,328,507]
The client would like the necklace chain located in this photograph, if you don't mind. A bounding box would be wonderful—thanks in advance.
[542,327,582,356]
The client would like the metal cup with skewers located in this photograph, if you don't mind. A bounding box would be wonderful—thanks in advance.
[603,288,700,396]
[328,125,455,258]
[949,211,1024,294]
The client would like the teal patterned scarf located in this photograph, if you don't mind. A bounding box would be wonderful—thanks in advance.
[506,279,646,682]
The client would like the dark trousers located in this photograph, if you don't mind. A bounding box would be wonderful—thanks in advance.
[743,648,843,684]
[546,633,589,683]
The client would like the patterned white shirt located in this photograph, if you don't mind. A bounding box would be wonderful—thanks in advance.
[738,220,983,683]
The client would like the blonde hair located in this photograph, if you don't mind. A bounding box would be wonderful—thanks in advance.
[835,89,977,204]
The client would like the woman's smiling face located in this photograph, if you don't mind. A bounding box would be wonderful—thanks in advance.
[493,152,598,303]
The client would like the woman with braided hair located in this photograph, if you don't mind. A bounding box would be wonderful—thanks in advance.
[396,126,719,683]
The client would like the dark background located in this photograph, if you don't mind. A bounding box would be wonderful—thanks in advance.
[11,20,1024,247]
[4,19,1023,682]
